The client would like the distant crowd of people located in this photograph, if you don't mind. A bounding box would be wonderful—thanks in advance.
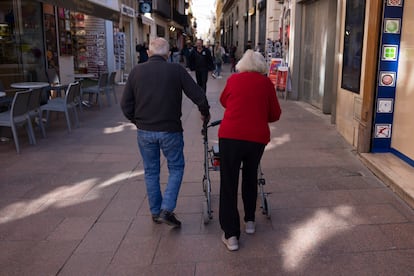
[135,40,238,71]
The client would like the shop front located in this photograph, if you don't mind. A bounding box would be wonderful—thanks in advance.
[0,0,120,90]
[371,0,414,166]
[0,1,46,88]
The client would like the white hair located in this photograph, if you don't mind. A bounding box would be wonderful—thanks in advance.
[236,50,268,74]
[148,37,170,57]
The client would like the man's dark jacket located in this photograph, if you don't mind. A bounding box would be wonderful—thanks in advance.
[121,55,210,132]
[188,47,215,72]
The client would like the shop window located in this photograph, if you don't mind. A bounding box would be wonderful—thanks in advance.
[341,0,366,93]
[44,4,59,71]
[157,25,165,37]
[0,0,45,87]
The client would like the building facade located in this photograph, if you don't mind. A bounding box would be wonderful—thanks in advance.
[219,0,282,61]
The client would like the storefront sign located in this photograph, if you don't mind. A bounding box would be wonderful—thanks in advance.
[372,1,404,152]
[39,0,120,22]
[379,71,396,87]
[121,4,135,18]
[377,99,393,113]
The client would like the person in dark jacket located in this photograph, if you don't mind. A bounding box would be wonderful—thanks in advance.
[136,42,148,63]
[218,50,281,251]
[121,37,210,228]
[188,39,215,93]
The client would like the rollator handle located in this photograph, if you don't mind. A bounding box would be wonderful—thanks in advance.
[209,120,222,127]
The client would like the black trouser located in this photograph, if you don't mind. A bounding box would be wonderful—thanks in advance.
[219,138,265,239]
[195,70,208,93]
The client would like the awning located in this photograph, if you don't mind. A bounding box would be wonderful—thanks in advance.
[141,14,154,26]
[39,0,120,22]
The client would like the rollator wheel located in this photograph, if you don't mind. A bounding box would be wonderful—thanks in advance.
[264,197,271,219]
[202,177,207,193]
[202,200,210,224]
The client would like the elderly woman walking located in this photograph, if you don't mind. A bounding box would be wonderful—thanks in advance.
[218,50,282,251]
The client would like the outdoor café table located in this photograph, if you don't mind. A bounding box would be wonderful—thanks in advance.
[0,92,5,97]
[10,82,50,90]
[11,82,51,106]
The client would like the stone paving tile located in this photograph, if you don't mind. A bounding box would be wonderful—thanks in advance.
[59,252,113,276]
[153,234,232,264]
[0,198,44,221]
[75,221,131,254]
[379,223,414,249]
[328,249,414,275]
[126,215,168,237]
[112,180,147,200]
[98,198,142,222]
[37,197,111,218]
[0,240,78,276]
[175,194,218,215]
[0,183,36,200]
[0,240,38,268]
[352,203,410,224]
[316,224,394,254]
[348,187,405,205]
[47,217,96,241]
[0,215,63,241]
[105,262,196,276]
[195,257,285,276]
[110,235,160,267]
[83,181,124,200]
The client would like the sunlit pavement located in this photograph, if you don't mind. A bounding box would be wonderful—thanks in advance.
[0,64,413,275]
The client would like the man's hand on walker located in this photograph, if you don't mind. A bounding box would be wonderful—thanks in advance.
[201,114,211,124]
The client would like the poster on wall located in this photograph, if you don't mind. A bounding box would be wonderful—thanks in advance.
[268,58,283,87]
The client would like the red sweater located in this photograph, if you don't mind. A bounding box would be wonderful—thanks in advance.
[218,72,281,144]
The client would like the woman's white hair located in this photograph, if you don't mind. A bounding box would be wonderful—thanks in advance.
[148,37,170,57]
[236,49,268,74]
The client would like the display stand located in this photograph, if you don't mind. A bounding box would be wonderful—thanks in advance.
[71,12,88,73]
[276,66,289,100]
[114,32,126,84]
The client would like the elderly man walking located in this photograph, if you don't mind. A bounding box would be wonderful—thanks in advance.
[121,37,210,227]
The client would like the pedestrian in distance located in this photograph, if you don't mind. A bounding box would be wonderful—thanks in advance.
[169,44,180,63]
[188,39,215,93]
[181,41,192,69]
[229,45,237,73]
[212,41,225,79]
[136,42,148,63]
[218,49,282,251]
[121,37,211,228]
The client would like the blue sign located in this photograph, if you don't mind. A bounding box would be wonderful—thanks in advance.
[372,0,404,152]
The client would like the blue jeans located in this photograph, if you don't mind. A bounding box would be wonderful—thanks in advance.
[137,130,185,216]
[214,62,222,76]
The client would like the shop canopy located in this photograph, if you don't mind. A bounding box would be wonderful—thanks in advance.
[39,0,120,22]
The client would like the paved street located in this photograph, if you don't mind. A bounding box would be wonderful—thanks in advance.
[0,65,413,275]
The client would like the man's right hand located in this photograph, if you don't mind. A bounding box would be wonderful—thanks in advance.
[201,114,211,124]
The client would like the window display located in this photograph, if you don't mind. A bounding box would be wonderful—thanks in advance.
[0,1,45,88]
[58,8,72,55]
[71,12,88,73]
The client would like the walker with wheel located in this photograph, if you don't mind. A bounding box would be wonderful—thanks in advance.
[201,120,271,224]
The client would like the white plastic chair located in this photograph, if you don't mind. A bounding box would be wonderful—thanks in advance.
[40,82,80,133]
[27,88,46,139]
[81,73,109,109]
[0,90,36,153]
